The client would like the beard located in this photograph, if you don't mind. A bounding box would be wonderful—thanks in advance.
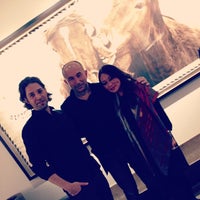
[74,82,90,98]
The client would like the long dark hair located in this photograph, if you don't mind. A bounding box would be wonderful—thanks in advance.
[19,76,52,109]
[98,64,136,94]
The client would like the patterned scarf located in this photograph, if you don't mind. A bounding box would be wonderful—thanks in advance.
[117,82,173,175]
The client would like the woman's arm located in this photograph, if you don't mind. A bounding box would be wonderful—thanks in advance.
[153,99,172,131]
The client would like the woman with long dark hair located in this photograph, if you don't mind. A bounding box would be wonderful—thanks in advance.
[98,64,197,200]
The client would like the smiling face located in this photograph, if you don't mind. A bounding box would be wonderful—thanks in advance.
[62,61,90,98]
[24,83,49,111]
[99,73,121,94]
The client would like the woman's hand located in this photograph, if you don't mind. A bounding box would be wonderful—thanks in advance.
[171,137,178,149]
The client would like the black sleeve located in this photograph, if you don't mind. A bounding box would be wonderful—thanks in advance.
[153,99,173,131]
[22,125,55,180]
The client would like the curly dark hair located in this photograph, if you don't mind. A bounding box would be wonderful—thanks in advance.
[18,76,52,109]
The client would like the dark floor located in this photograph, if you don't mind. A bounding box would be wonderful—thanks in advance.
[111,134,200,200]
[111,169,200,200]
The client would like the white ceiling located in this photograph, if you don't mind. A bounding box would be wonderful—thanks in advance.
[0,0,199,44]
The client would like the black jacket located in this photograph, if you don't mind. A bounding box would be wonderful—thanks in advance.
[22,107,100,181]
[61,83,134,170]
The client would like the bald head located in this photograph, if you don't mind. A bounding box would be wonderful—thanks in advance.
[62,61,84,77]
[62,61,89,98]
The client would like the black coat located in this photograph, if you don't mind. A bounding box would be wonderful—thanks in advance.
[22,107,100,181]
[61,83,134,171]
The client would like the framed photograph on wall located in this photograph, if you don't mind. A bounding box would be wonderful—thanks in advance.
[0,0,200,179]
[0,125,36,179]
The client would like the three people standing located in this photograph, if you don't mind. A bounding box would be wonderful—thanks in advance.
[19,61,197,200]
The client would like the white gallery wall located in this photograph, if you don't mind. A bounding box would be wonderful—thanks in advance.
[160,74,200,145]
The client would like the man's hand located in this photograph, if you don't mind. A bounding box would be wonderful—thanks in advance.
[48,174,88,196]
[136,76,150,86]
[66,182,89,196]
